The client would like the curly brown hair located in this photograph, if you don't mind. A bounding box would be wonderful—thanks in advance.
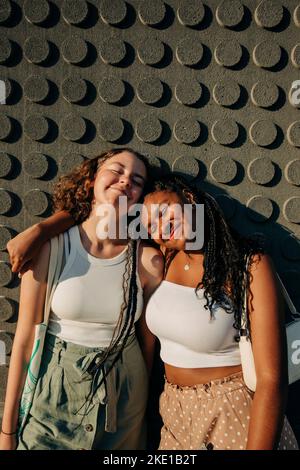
[52,147,152,223]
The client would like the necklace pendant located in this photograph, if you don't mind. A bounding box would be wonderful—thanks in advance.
[184,264,190,271]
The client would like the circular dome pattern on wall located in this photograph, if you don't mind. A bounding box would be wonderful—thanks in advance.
[0,1,300,401]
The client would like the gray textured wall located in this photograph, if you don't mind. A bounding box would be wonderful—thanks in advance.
[0,0,299,445]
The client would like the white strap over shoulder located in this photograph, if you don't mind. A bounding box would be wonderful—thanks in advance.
[240,254,251,333]
[63,229,71,258]
[43,233,64,325]
[276,273,299,319]
[18,233,65,432]
[241,255,300,332]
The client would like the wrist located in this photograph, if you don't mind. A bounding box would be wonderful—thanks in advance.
[1,428,17,436]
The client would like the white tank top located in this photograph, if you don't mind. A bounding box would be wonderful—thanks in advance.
[48,226,143,347]
[146,280,241,368]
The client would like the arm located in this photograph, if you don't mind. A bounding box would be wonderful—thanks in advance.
[135,242,164,376]
[7,211,74,274]
[246,254,288,450]
[0,242,50,450]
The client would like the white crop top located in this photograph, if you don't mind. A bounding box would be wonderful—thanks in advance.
[146,280,241,368]
[48,226,143,347]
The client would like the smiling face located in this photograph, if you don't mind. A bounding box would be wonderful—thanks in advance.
[142,190,191,250]
[93,151,147,209]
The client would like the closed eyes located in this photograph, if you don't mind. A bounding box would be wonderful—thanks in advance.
[110,168,144,187]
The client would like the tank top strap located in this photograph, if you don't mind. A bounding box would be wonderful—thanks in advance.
[57,229,71,276]
[63,229,71,257]
[55,226,79,282]
[67,225,88,261]
[68,225,81,250]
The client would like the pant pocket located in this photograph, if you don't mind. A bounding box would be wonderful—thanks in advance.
[59,366,94,416]
[30,364,63,418]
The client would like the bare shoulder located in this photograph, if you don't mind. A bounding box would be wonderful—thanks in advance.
[247,253,280,315]
[249,253,275,281]
[35,240,51,265]
[29,240,51,282]
[138,241,164,287]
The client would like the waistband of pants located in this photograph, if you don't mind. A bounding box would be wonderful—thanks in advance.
[44,330,136,357]
[43,331,137,433]
[164,371,248,398]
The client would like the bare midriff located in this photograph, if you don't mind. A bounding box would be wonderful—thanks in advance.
[164,363,243,386]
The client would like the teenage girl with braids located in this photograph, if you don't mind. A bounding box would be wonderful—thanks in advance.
[0,148,163,450]
[141,175,298,450]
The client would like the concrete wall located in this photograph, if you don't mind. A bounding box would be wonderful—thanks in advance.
[0,0,299,445]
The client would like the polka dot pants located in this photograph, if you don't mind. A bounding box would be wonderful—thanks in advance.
[159,371,298,450]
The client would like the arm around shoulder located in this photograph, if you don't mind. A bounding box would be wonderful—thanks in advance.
[7,210,73,275]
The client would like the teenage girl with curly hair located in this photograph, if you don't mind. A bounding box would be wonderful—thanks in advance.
[0,148,163,450]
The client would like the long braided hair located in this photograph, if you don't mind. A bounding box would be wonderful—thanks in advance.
[147,175,265,334]
[92,238,138,375]
[73,237,139,420]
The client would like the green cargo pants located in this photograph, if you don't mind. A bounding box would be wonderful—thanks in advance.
[17,331,148,450]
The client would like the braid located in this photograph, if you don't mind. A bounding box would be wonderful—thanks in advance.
[108,240,133,350]
[105,240,138,375]
[147,174,264,334]
[164,248,177,277]
[90,239,138,383]
[200,195,217,314]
